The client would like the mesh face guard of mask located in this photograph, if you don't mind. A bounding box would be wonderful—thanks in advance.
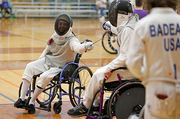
[54,14,73,36]
[108,0,133,27]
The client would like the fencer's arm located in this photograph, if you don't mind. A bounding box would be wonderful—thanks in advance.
[105,28,132,71]
[110,25,118,35]
[39,46,50,59]
[126,26,144,79]
[69,37,88,54]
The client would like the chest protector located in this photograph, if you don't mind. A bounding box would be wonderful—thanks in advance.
[116,15,138,54]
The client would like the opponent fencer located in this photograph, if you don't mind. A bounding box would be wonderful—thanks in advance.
[14,14,94,114]
[126,0,180,118]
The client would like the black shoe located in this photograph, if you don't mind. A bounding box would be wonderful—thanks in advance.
[14,98,26,108]
[67,103,88,117]
[27,104,36,114]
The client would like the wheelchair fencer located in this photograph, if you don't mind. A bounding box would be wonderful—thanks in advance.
[86,67,145,119]
[18,39,93,114]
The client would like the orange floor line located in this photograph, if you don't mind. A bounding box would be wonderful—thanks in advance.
[6,69,23,77]
[0,77,19,88]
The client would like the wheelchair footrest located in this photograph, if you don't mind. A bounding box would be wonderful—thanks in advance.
[36,105,51,112]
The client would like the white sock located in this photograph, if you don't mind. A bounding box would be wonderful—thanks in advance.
[83,101,91,109]
[83,98,92,109]
[93,97,100,107]
[29,86,43,105]
[20,79,31,101]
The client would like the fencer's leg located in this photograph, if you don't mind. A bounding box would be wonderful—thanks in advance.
[28,68,59,105]
[14,79,31,108]
[20,79,31,101]
[27,68,59,114]
[26,86,43,114]
[93,96,100,107]
[83,67,106,108]
[67,66,113,117]
[28,86,44,105]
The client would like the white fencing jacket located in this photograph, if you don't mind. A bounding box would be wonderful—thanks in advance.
[106,16,138,72]
[39,31,86,69]
[126,8,180,85]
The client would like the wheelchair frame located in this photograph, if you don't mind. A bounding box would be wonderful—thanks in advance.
[86,67,145,119]
[18,39,93,114]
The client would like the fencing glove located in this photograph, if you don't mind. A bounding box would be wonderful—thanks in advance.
[102,21,112,31]
[85,42,94,51]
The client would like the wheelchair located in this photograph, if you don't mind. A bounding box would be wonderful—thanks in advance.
[101,31,118,54]
[86,67,145,119]
[0,1,13,18]
[18,39,93,114]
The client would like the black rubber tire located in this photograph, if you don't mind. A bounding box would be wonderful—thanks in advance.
[107,82,145,119]
[53,102,62,114]
[101,31,118,54]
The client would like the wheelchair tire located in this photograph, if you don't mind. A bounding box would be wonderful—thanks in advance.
[101,31,118,54]
[107,81,145,119]
[53,101,62,114]
[32,76,59,106]
[1,8,12,18]
[69,66,93,107]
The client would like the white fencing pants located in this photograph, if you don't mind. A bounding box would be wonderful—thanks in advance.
[22,57,61,88]
[83,65,135,108]
[144,81,180,119]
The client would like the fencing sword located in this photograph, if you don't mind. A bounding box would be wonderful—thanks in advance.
[89,38,102,46]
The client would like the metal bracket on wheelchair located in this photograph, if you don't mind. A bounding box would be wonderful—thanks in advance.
[36,105,51,112]
[111,66,127,73]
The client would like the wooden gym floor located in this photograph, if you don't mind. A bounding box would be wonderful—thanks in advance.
[0,17,117,119]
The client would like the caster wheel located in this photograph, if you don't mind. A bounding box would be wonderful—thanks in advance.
[53,102,62,114]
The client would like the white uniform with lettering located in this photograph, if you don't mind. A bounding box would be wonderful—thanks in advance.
[126,8,180,119]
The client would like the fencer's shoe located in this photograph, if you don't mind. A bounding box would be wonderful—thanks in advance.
[67,103,88,117]
[27,104,36,114]
[14,98,26,108]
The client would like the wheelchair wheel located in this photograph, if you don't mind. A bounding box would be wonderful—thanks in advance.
[32,77,59,106]
[53,101,62,114]
[1,8,12,18]
[101,31,118,54]
[69,66,93,107]
[107,81,145,119]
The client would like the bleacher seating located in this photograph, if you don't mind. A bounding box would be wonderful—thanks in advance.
[12,1,108,19]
